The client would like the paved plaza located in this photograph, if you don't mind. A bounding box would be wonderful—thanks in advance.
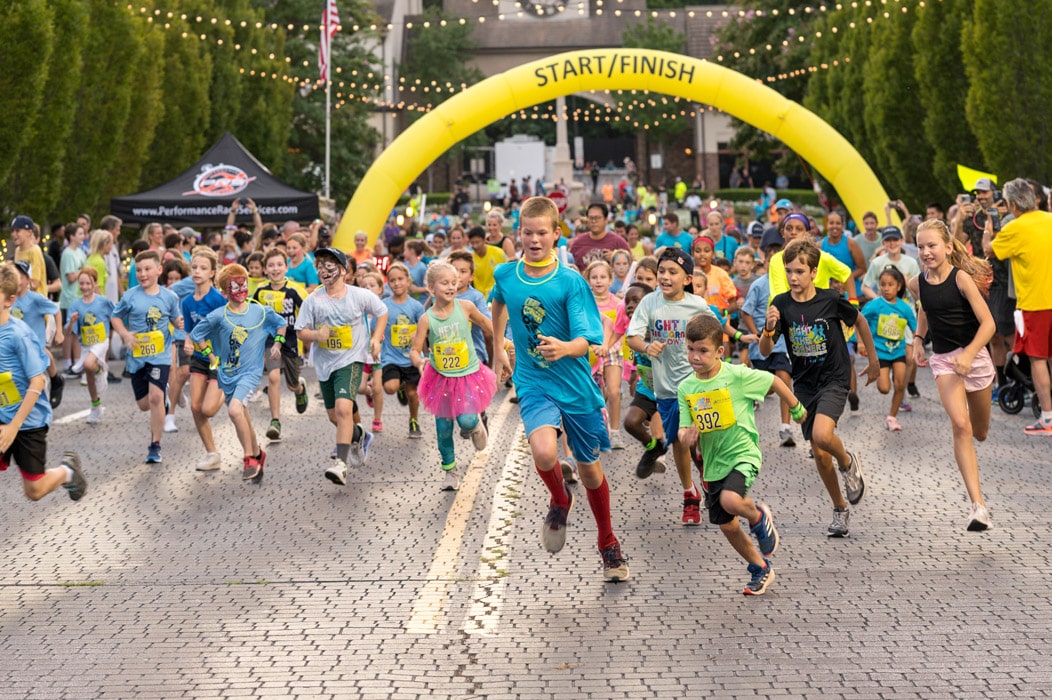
[1,360,1050,699]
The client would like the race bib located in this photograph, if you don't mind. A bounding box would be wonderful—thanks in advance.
[877,313,907,341]
[391,324,416,349]
[433,340,469,372]
[80,323,106,346]
[621,338,634,363]
[132,330,165,358]
[258,289,285,314]
[687,387,737,434]
[322,325,352,351]
[0,372,22,407]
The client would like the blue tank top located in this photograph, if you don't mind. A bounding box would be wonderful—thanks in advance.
[821,235,858,298]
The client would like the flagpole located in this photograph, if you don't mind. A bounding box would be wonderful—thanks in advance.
[324,18,332,202]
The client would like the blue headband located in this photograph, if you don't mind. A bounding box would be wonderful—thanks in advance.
[782,213,809,229]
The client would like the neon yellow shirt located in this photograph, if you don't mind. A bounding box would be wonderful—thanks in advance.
[991,210,1052,310]
[767,250,852,301]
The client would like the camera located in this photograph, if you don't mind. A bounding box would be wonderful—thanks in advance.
[960,194,972,204]
[987,207,1001,232]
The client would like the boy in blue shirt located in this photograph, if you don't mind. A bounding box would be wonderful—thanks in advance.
[0,264,86,502]
[491,196,630,583]
[111,251,184,465]
[12,261,65,408]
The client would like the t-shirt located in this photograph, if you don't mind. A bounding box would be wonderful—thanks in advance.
[59,246,87,310]
[458,286,491,363]
[111,285,182,371]
[861,296,917,361]
[15,246,47,295]
[190,302,285,394]
[182,287,227,359]
[770,288,858,395]
[712,234,739,261]
[472,245,506,299]
[991,209,1052,310]
[677,362,774,485]
[286,257,320,287]
[767,250,852,301]
[699,264,738,316]
[567,231,632,268]
[853,232,883,264]
[407,260,429,302]
[69,295,115,347]
[740,275,787,361]
[654,231,694,252]
[613,302,655,401]
[862,254,921,300]
[491,260,604,412]
[254,281,305,358]
[0,316,51,430]
[11,292,59,345]
[380,296,425,367]
[86,254,107,292]
[295,284,388,381]
[626,291,717,400]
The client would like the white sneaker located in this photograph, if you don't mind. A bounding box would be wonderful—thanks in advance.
[442,466,460,491]
[967,502,992,531]
[196,452,222,472]
[79,374,89,386]
[470,420,489,451]
[163,415,178,433]
[325,460,348,485]
[609,429,625,450]
[86,405,104,424]
[653,455,667,473]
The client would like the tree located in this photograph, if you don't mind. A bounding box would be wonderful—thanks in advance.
[616,17,689,143]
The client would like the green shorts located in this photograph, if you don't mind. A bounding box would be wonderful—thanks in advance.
[319,362,363,410]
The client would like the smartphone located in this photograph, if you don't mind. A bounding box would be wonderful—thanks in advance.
[987,207,1001,232]
[961,194,972,203]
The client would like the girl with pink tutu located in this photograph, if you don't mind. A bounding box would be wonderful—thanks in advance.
[410,261,497,491]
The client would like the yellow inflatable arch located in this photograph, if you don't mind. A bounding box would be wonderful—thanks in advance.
[335,48,891,249]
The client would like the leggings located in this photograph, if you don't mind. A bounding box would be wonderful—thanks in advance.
[436,413,479,466]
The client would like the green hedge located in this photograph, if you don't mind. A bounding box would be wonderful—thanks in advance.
[710,188,822,207]
[396,192,452,206]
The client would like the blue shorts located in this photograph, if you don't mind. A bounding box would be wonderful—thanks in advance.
[518,391,610,465]
[657,397,682,445]
[221,374,258,405]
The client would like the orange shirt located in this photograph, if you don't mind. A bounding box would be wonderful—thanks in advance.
[700,264,737,315]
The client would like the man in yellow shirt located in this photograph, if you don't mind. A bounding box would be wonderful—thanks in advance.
[11,215,47,294]
[467,226,506,299]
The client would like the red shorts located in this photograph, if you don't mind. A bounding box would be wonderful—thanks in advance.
[1014,309,1052,358]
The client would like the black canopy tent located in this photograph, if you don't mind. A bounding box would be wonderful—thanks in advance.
[110,132,319,226]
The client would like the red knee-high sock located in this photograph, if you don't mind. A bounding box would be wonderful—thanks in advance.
[536,463,569,508]
[586,477,615,549]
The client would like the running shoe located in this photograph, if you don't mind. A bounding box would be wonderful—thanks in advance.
[408,418,422,439]
[682,491,702,526]
[751,503,779,556]
[145,442,162,464]
[840,452,865,505]
[541,485,574,553]
[967,502,992,531]
[325,460,348,485]
[49,373,65,409]
[609,429,625,450]
[86,405,104,425]
[441,464,460,491]
[295,379,309,414]
[396,383,408,406]
[361,431,374,462]
[885,416,902,432]
[600,539,630,582]
[242,455,262,481]
[743,558,775,596]
[827,507,850,538]
[1024,419,1052,436]
[164,415,178,433]
[266,419,282,441]
[560,458,579,484]
[196,452,222,472]
[907,382,920,398]
[635,438,666,479]
[778,427,796,448]
[372,419,383,433]
[899,401,912,412]
[653,456,667,473]
[470,420,488,451]
[61,452,86,501]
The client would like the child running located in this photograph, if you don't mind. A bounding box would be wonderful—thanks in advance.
[861,266,917,432]
[909,219,995,531]
[66,267,115,424]
[491,196,631,582]
[11,261,65,408]
[586,259,625,450]
[182,247,227,472]
[110,251,184,464]
[358,271,387,433]
[190,264,287,482]
[254,247,309,442]
[0,264,87,503]
[678,313,807,596]
[380,262,425,439]
[760,239,879,538]
[295,248,387,485]
[410,261,496,491]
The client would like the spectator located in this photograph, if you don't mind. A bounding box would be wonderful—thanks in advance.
[567,203,631,267]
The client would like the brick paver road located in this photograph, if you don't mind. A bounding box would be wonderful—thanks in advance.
[1,359,1049,699]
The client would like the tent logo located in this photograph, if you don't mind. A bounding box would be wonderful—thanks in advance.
[184,163,256,197]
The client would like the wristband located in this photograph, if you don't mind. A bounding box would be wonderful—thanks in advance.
[201,346,213,356]
[224,225,236,231]
[762,326,776,338]
[733,330,743,342]
[789,402,806,421]
[273,334,286,344]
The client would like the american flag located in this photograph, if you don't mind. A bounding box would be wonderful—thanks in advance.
[319,0,341,82]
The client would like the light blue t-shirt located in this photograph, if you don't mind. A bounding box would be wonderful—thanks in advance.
[380,296,425,367]
[0,316,52,430]
[654,231,694,252]
[287,257,320,287]
[458,285,491,364]
[11,292,59,346]
[190,302,285,394]
[626,290,716,400]
[111,285,182,371]
[740,274,787,361]
[69,295,116,345]
[168,276,197,341]
[861,296,917,362]
[407,261,429,302]
[491,260,604,413]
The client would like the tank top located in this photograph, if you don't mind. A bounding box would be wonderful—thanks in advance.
[917,266,981,354]
[426,300,480,377]
[821,235,858,298]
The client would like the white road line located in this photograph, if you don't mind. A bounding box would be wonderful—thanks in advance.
[404,396,514,635]
[54,409,90,425]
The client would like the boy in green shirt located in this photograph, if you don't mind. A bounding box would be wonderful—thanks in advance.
[677,313,806,596]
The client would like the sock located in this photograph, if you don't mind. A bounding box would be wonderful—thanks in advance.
[336,443,350,464]
[995,365,1006,387]
[92,398,101,407]
[62,465,73,483]
[644,437,656,450]
[586,478,615,549]
[1042,411,1052,424]
[536,463,569,508]
[150,441,160,449]
[781,423,791,431]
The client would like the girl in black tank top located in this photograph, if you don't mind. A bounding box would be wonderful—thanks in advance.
[909,219,995,532]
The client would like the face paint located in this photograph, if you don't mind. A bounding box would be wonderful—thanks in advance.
[316,259,342,284]
[226,276,249,303]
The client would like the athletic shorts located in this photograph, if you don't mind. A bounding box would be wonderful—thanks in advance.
[929,346,995,393]
[381,363,421,387]
[596,347,624,370]
[131,364,170,402]
[265,352,302,389]
[702,467,752,526]
[656,397,682,445]
[223,375,259,405]
[752,353,792,375]
[1,426,48,479]
[319,362,363,410]
[796,384,848,442]
[878,356,906,369]
[987,286,1017,337]
[175,342,191,368]
[629,391,657,417]
[1015,309,1052,359]
[188,355,217,381]
[517,390,610,465]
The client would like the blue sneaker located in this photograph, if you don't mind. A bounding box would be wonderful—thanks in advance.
[361,431,374,461]
[145,442,162,464]
[751,503,780,556]
[743,558,775,596]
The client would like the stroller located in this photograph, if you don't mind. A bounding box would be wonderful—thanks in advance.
[998,353,1041,418]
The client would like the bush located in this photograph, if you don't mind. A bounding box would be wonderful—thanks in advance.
[711,188,821,207]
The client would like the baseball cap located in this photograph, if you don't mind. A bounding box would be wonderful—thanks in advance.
[13,260,31,277]
[774,198,793,211]
[759,227,785,252]
[658,247,694,278]
[10,215,34,231]
[314,247,348,268]
[747,221,765,239]
[881,225,903,240]
[974,177,994,192]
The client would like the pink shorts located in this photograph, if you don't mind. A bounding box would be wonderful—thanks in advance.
[928,346,995,393]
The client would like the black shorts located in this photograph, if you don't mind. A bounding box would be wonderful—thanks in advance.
[131,364,170,401]
[797,384,848,442]
[878,357,906,369]
[1,426,48,478]
[702,468,749,526]
[188,355,217,381]
[987,286,1016,337]
[381,363,421,387]
[628,391,658,417]
[175,343,191,367]
[265,352,302,389]
[752,353,792,375]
